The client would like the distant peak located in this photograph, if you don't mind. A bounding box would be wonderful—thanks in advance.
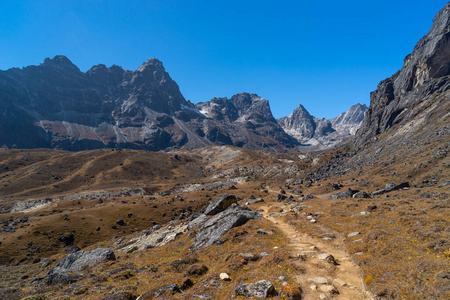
[41,55,80,72]
[137,58,164,72]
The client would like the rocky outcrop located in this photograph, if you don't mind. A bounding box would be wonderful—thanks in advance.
[192,204,262,252]
[278,103,367,151]
[356,3,450,147]
[45,248,115,283]
[204,194,238,215]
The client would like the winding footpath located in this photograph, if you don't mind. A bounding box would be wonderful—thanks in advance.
[259,204,373,299]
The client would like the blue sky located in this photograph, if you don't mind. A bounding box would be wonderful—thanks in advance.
[0,0,447,118]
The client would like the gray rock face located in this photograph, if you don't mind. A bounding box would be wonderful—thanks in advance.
[356,3,450,147]
[46,248,115,283]
[187,214,207,230]
[235,280,276,298]
[278,103,367,151]
[204,194,238,215]
[192,204,262,252]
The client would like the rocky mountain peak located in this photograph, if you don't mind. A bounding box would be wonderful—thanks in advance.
[40,55,80,72]
[137,58,165,72]
[356,2,450,147]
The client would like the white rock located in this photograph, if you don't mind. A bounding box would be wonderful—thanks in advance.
[219,273,230,281]
[333,278,347,287]
[319,294,327,299]
[308,277,328,284]
[309,284,317,290]
[347,232,360,237]
[319,284,338,294]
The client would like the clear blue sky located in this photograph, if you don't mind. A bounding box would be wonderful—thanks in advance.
[0,0,447,119]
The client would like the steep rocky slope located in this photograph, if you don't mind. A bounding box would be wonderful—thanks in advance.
[0,57,297,152]
[356,2,450,148]
[278,103,367,150]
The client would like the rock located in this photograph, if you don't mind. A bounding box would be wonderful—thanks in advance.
[239,253,258,261]
[220,273,231,281]
[372,182,410,196]
[115,219,126,226]
[204,194,238,215]
[332,278,347,287]
[330,188,358,199]
[317,253,337,264]
[156,232,167,242]
[351,211,370,217]
[319,284,339,294]
[439,180,450,187]
[353,191,370,198]
[235,280,276,298]
[308,277,328,284]
[257,229,270,235]
[46,248,115,284]
[319,294,327,300]
[320,233,336,239]
[348,232,361,237]
[302,194,315,202]
[192,204,262,251]
[187,214,207,230]
[259,252,270,258]
[249,198,265,204]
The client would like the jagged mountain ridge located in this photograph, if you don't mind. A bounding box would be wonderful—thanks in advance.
[0,56,364,152]
[0,57,298,151]
[278,103,367,150]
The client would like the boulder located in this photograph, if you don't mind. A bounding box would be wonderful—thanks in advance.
[372,182,410,196]
[352,191,370,198]
[46,248,115,284]
[329,188,357,199]
[235,280,276,298]
[204,194,238,215]
[192,204,262,251]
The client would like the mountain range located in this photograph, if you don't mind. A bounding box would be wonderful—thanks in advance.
[0,56,366,152]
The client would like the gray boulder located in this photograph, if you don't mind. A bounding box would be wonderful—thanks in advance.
[352,191,370,198]
[204,194,238,215]
[235,280,276,298]
[46,248,115,284]
[192,204,262,251]
[329,188,357,199]
[372,182,410,196]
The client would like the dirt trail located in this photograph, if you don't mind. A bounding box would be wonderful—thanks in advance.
[259,204,373,299]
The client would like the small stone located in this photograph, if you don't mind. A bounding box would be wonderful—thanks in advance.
[319,294,327,299]
[347,232,361,237]
[310,284,317,290]
[319,284,339,294]
[219,273,230,281]
[257,229,270,235]
[332,278,346,287]
[308,277,328,284]
[310,219,317,223]
[115,219,126,226]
